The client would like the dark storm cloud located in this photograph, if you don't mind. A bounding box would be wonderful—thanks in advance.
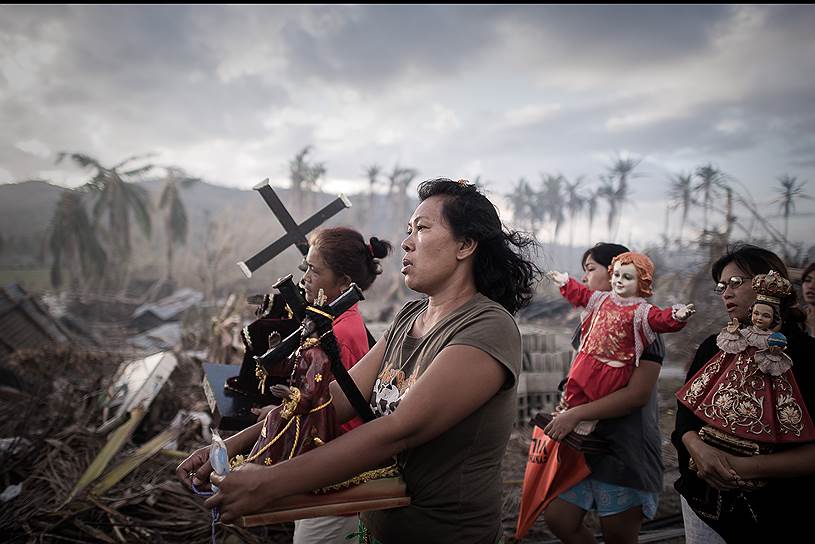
[2,3,814,221]
[1,5,291,180]
[498,5,731,65]
[278,5,503,88]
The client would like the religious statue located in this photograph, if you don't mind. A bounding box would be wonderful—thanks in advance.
[232,290,341,467]
[548,251,695,432]
[677,270,815,450]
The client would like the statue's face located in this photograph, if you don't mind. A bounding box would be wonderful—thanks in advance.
[611,262,639,298]
[751,303,774,330]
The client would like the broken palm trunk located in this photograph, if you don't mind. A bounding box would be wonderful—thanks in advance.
[67,352,178,502]
[66,406,147,503]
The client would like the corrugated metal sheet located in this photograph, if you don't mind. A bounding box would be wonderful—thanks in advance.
[132,288,204,321]
[0,283,74,358]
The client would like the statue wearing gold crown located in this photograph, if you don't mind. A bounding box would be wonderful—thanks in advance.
[677,270,815,464]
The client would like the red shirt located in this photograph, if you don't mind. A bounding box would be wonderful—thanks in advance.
[332,303,369,432]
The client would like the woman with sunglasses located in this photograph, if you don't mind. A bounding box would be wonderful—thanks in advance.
[672,244,815,542]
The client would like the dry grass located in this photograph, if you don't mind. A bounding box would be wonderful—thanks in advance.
[0,346,292,543]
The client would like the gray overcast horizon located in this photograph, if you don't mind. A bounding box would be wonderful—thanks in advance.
[2,5,814,246]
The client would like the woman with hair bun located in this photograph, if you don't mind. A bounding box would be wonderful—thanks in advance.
[299,227,393,415]
[268,226,392,543]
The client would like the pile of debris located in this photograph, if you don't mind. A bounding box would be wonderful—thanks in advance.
[0,345,292,543]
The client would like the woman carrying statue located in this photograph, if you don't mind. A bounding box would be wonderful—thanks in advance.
[177,178,542,543]
[536,243,676,544]
[244,226,393,544]
[672,244,815,542]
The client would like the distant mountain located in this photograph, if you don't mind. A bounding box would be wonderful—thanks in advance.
[0,178,413,282]
[0,180,66,240]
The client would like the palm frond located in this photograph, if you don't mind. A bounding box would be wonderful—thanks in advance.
[125,184,152,238]
[159,182,175,210]
[57,152,104,171]
[112,152,158,170]
[121,164,155,178]
[169,197,189,244]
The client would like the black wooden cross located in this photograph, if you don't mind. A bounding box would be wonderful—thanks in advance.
[237,178,351,278]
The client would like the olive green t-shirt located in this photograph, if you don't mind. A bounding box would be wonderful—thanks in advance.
[362,293,522,544]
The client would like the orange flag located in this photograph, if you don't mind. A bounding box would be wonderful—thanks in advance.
[515,424,591,540]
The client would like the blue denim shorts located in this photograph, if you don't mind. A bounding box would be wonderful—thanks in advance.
[558,478,658,519]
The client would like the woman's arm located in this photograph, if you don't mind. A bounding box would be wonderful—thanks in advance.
[205,344,506,523]
[328,336,386,424]
[729,443,815,480]
[681,431,739,490]
[544,360,660,439]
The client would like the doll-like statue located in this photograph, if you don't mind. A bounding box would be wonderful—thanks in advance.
[548,251,695,432]
[231,290,341,468]
[716,270,793,376]
[678,270,815,446]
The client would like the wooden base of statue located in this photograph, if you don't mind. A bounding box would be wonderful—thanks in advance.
[237,476,410,527]
[202,363,280,431]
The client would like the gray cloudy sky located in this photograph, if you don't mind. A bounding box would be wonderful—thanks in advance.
[2,5,814,245]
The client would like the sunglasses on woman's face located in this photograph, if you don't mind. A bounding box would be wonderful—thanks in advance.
[713,276,752,294]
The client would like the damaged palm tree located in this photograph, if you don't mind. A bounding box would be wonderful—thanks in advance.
[57,152,154,292]
[48,190,108,290]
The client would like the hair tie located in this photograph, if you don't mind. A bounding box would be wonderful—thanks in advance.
[368,242,375,257]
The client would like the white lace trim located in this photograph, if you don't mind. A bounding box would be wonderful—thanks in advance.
[754,349,793,376]
[581,289,606,324]
[633,301,655,367]
[742,326,771,349]
[716,330,748,354]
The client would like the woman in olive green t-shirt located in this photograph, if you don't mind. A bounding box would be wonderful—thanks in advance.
[178,178,543,543]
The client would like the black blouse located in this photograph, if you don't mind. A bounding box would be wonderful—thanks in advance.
[671,324,815,541]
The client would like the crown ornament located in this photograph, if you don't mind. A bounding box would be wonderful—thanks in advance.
[752,270,791,304]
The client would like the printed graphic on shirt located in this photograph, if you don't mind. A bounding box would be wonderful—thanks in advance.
[370,367,417,417]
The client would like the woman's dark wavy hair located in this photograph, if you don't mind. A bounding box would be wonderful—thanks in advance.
[417,178,543,314]
[711,243,805,327]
